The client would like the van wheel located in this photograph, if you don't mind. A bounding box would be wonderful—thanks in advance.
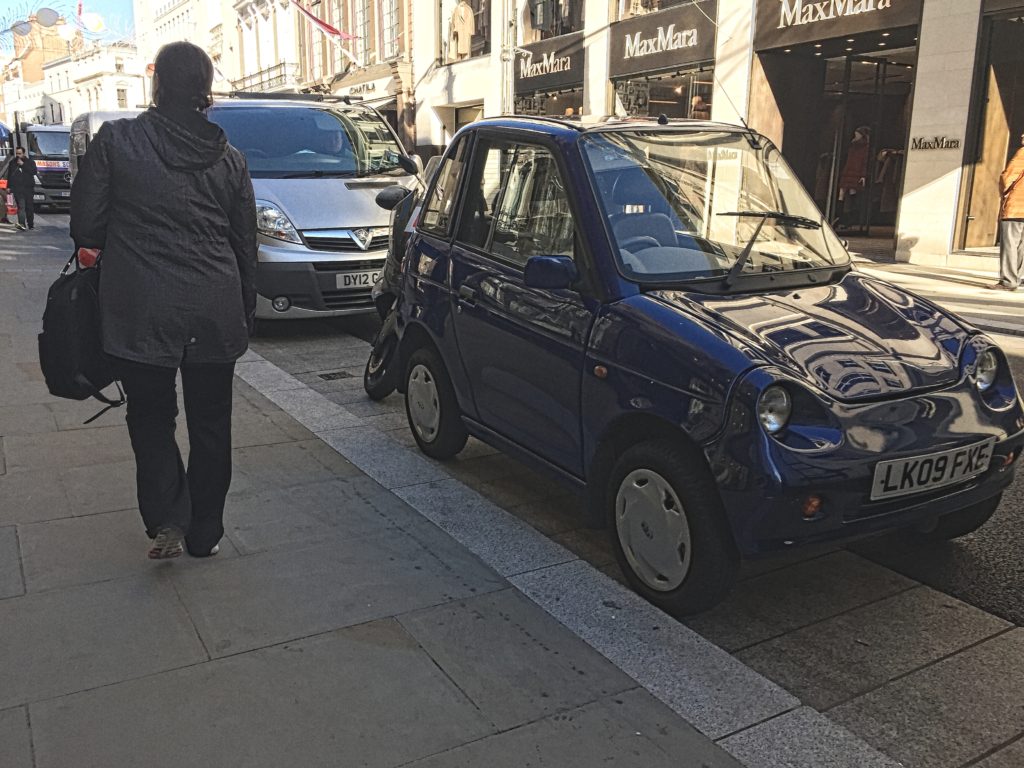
[607,440,738,617]
[405,346,467,460]
[913,494,1001,542]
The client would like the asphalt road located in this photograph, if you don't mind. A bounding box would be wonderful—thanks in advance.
[12,213,1024,625]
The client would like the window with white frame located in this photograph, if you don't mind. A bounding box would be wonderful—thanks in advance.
[381,0,399,60]
[329,0,345,72]
[353,0,370,65]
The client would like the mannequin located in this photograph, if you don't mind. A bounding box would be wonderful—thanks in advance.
[837,126,871,232]
[449,0,474,62]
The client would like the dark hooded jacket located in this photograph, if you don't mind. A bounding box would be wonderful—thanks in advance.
[70,106,257,367]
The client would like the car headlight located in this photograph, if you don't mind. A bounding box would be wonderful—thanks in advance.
[34,174,42,185]
[976,348,999,392]
[255,200,301,244]
[758,386,792,434]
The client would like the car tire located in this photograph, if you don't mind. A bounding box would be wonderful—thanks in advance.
[606,440,739,617]
[405,345,467,460]
[913,494,1001,542]
[364,314,399,401]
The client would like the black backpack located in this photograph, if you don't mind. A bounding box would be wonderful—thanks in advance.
[37,253,124,423]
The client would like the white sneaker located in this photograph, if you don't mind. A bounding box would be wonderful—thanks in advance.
[148,526,185,559]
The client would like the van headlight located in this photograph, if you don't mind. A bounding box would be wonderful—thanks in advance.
[976,348,999,393]
[255,201,301,244]
[758,386,792,434]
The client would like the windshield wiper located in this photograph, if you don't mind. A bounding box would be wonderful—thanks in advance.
[718,211,822,288]
[278,170,356,179]
[718,210,822,230]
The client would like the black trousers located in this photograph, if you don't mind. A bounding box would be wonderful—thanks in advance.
[12,190,34,228]
[116,358,235,555]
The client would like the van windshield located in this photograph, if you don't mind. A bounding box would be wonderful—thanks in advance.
[28,131,69,158]
[208,105,406,179]
[581,130,849,287]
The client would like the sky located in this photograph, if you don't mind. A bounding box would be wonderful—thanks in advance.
[1,0,135,41]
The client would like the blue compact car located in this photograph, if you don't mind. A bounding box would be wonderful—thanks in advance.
[393,117,1024,615]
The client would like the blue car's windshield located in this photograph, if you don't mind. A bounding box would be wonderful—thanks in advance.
[208,105,406,179]
[581,130,850,284]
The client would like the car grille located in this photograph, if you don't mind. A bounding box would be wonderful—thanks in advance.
[38,170,69,189]
[311,260,380,272]
[303,232,389,252]
[320,290,376,310]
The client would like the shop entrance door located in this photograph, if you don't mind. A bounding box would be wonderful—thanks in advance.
[812,50,915,241]
[962,16,1024,250]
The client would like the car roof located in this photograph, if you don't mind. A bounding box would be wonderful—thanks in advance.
[25,124,70,132]
[209,97,368,112]
[470,115,750,139]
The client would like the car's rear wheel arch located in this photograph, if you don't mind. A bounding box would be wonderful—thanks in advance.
[397,322,435,395]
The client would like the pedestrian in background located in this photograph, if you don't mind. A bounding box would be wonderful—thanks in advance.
[6,147,37,230]
[993,132,1024,291]
[70,41,257,559]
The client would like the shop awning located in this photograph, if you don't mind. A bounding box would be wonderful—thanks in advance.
[0,122,11,141]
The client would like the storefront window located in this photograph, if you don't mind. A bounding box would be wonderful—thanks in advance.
[614,71,713,119]
[446,0,491,63]
[616,0,691,22]
[520,0,584,43]
[514,89,584,117]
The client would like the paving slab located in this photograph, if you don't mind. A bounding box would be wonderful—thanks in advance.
[228,409,300,448]
[0,706,32,768]
[684,551,918,652]
[229,438,362,494]
[975,736,1024,767]
[721,707,900,768]
[61,460,137,517]
[30,619,495,768]
[171,530,505,657]
[233,359,304,393]
[0,575,206,708]
[263,385,362,431]
[511,559,799,740]
[399,588,635,731]
[736,586,1011,709]
[0,525,24,598]
[406,694,743,767]
[830,629,1024,768]
[507,494,586,537]
[3,425,135,471]
[394,479,576,577]
[318,426,450,489]
[18,508,236,593]
[224,477,426,555]
[0,403,57,435]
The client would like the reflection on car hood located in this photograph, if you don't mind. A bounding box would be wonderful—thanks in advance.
[252,176,413,230]
[652,272,969,402]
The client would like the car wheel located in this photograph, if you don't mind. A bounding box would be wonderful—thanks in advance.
[607,440,738,616]
[913,494,1001,542]
[405,346,467,460]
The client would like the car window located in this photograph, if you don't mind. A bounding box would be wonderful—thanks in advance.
[455,139,512,250]
[419,138,471,237]
[475,141,575,267]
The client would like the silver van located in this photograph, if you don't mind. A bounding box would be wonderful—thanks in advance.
[69,110,145,181]
[207,94,419,320]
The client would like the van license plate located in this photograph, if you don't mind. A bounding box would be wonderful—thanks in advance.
[336,270,379,290]
[870,438,996,501]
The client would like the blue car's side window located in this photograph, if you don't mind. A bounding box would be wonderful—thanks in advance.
[419,138,472,238]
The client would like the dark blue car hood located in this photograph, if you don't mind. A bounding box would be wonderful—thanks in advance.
[651,272,970,402]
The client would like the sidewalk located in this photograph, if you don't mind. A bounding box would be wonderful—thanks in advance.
[0,262,756,766]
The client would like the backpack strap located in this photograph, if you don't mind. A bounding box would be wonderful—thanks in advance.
[76,377,126,425]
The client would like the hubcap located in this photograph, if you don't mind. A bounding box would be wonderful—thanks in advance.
[407,363,441,442]
[615,469,692,592]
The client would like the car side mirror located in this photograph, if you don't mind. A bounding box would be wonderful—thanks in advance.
[397,154,421,176]
[375,185,410,211]
[524,255,578,290]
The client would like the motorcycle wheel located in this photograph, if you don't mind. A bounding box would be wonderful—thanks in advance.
[363,314,400,401]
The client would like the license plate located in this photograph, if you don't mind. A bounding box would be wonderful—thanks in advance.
[58,191,70,198]
[336,270,379,290]
[33,195,44,201]
[870,438,996,501]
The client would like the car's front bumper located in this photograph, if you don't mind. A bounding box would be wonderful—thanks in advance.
[255,240,386,320]
[32,188,70,208]
[708,380,1024,557]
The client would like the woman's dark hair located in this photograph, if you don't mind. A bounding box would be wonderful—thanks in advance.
[154,41,214,110]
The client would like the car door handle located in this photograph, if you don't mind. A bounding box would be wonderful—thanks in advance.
[457,285,477,303]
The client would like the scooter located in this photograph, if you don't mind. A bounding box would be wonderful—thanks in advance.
[363,154,438,400]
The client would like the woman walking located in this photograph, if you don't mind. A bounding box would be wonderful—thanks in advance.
[70,42,257,559]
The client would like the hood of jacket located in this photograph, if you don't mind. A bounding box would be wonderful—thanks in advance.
[139,107,228,171]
